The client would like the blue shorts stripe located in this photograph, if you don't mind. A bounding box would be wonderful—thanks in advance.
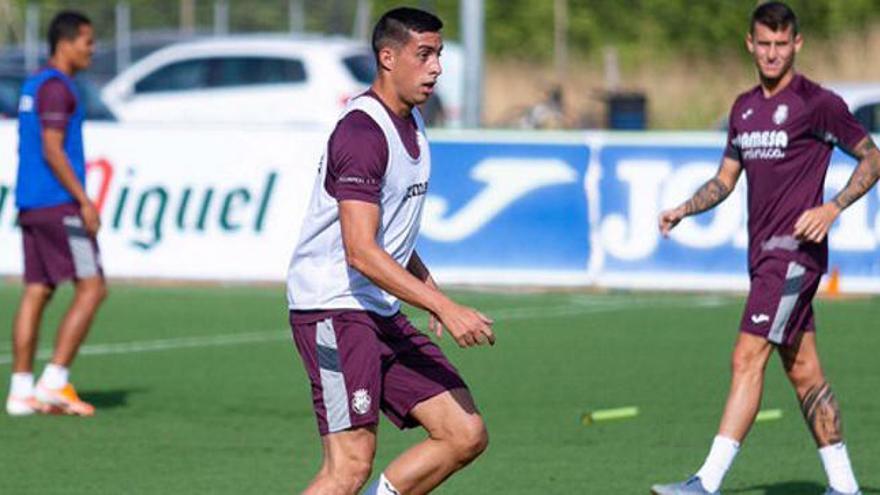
[317,344,341,373]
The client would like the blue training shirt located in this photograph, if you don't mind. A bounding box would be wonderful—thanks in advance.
[15,67,86,210]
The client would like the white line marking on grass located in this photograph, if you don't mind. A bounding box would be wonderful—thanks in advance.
[0,331,288,365]
[0,295,729,364]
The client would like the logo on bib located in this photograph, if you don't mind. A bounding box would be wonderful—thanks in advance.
[18,95,34,113]
[351,389,371,415]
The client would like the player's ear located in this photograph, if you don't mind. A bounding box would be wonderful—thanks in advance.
[378,45,396,72]
[793,33,803,53]
[745,32,755,54]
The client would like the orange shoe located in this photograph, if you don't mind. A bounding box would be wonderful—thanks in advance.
[35,383,95,417]
[5,394,50,416]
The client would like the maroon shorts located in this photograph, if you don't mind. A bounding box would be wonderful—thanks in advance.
[290,309,468,436]
[739,259,822,347]
[19,203,103,287]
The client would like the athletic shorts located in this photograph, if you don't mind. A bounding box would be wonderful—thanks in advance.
[739,259,822,347]
[19,203,103,287]
[289,309,468,436]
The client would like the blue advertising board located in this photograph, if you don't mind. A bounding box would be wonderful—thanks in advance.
[423,132,880,291]
[592,136,880,289]
[419,138,590,273]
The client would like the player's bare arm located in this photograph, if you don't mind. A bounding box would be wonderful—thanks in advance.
[340,200,494,347]
[794,137,880,243]
[406,249,430,282]
[42,128,100,236]
[406,250,446,337]
[659,156,742,236]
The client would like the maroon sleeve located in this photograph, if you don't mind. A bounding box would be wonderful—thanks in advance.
[811,91,869,154]
[723,102,741,162]
[36,78,75,130]
[324,110,388,204]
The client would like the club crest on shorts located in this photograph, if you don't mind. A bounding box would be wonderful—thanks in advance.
[773,104,789,125]
[351,389,371,415]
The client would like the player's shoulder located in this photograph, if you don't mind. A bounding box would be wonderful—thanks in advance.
[329,101,386,156]
[794,74,843,108]
[35,76,76,110]
[37,76,72,95]
[334,107,383,140]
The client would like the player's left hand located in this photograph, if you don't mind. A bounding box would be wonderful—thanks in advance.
[794,202,840,243]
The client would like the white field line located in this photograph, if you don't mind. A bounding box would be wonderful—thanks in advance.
[0,296,731,364]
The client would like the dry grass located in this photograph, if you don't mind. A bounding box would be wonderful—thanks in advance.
[484,25,880,129]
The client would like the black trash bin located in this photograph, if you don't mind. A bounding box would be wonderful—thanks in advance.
[606,92,647,130]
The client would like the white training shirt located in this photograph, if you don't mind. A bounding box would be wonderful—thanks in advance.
[286,95,430,316]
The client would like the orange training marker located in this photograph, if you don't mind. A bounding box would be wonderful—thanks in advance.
[823,267,841,298]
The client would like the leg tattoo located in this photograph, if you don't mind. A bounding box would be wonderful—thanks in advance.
[800,381,843,446]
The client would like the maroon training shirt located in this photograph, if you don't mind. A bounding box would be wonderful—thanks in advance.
[323,89,420,204]
[36,76,76,130]
[724,73,868,273]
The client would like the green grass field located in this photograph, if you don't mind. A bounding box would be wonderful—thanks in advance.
[1,283,878,494]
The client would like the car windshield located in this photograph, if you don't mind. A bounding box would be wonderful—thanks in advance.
[342,53,375,85]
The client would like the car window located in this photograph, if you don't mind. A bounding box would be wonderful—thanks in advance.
[74,78,116,121]
[342,54,375,85]
[135,59,210,93]
[209,57,306,88]
[854,103,880,134]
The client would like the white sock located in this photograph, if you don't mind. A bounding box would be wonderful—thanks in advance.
[695,435,740,492]
[38,364,69,390]
[10,372,35,397]
[366,473,400,495]
[819,443,859,493]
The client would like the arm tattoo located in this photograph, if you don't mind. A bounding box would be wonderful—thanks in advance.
[800,381,843,446]
[683,177,731,216]
[833,139,880,211]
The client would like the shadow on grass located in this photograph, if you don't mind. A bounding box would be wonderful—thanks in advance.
[729,482,879,494]
[78,388,145,410]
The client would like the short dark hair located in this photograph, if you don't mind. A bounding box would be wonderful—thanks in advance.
[48,11,91,55]
[750,1,798,37]
[371,7,442,60]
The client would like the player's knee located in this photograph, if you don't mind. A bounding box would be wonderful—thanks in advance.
[730,347,766,376]
[77,279,107,306]
[96,283,108,303]
[331,457,373,493]
[786,359,823,390]
[25,284,54,302]
[449,415,489,463]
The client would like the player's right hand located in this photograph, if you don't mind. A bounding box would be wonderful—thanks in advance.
[658,206,685,237]
[438,302,495,348]
[80,200,101,237]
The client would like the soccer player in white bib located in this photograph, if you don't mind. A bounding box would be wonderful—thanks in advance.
[286,7,495,495]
